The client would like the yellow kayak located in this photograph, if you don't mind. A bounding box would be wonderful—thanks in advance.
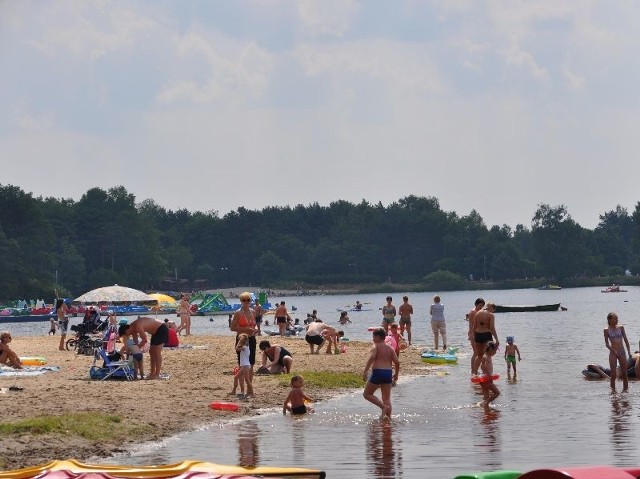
[18,357,47,366]
[0,459,326,478]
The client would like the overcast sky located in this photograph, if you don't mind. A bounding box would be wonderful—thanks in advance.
[2,1,639,230]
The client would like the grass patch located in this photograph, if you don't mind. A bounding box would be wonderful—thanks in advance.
[277,371,365,389]
[0,413,151,441]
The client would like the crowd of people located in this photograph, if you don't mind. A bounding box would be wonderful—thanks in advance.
[7,290,638,420]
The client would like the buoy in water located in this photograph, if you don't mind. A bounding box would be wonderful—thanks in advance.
[471,374,500,383]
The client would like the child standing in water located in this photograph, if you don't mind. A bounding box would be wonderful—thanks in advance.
[283,375,314,415]
[480,341,500,406]
[363,328,400,418]
[504,336,522,378]
[429,295,447,350]
[235,334,253,398]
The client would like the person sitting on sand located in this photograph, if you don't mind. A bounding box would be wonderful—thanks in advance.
[0,331,22,369]
[259,340,293,374]
[164,320,180,348]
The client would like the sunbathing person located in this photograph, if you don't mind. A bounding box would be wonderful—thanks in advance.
[0,331,22,369]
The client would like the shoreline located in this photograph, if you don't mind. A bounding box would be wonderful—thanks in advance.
[0,334,432,470]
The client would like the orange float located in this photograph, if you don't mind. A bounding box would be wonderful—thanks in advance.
[209,401,240,411]
[471,373,500,383]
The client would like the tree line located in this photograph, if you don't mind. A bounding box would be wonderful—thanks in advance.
[0,183,638,301]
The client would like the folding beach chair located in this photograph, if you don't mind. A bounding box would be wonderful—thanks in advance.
[90,346,134,381]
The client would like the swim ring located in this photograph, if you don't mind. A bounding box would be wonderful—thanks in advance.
[471,373,500,383]
[209,401,240,412]
[421,352,458,364]
[19,357,47,366]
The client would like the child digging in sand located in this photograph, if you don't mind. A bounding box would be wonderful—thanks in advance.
[283,375,314,415]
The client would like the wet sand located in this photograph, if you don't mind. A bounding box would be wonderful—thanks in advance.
[0,333,432,470]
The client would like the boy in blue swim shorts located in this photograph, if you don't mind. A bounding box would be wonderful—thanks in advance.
[362,328,400,418]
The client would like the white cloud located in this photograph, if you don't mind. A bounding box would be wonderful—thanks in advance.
[23,1,160,61]
[296,0,359,37]
[157,31,275,105]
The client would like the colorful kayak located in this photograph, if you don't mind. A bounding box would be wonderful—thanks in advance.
[421,352,458,364]
[0,459,326,478]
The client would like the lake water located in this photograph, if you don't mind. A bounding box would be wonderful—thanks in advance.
[15,287,640,478]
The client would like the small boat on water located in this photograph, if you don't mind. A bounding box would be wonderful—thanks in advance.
[494,303,561,313]
[0,307,55,323]
[538,284,561,290]
[601,284,627,293]
[0,459,326,478]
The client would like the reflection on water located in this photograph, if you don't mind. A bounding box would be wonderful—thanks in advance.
[366,420,402,479]
[609,394,633,461]
[237,421,260,467]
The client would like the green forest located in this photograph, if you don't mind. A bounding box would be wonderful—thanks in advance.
[1,183,639,301]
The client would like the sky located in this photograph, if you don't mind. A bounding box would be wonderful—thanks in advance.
[2,1,640,230]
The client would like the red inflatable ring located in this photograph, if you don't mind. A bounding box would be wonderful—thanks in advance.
[209,401,240,411]
[471,373,500,383]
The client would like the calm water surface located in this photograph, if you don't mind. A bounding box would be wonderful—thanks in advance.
[21,287,640,478]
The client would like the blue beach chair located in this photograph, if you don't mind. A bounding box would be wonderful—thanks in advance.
[90,346,134,381]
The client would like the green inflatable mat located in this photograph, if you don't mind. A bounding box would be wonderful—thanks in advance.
[454,471,521,479]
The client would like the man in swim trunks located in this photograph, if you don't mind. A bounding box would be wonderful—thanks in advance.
[398,295,413,345]
[253,301,264,335]
[118,316,167,380]
[471,303,499,375]
[259,340,293,374]
[274,301,291,337]
[305,320,335,354]
[362,328,400,418]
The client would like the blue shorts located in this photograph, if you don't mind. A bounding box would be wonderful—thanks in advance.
[369,368,393,385]
[132,353,144,362]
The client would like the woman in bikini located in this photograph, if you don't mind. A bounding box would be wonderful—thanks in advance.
[176,293,192,336]
[230,292,258,382]
[603,312,632,392]
[381,296,396,333]
[471,302,498,375]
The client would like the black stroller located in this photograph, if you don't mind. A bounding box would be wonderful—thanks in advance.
[66,315,107,355]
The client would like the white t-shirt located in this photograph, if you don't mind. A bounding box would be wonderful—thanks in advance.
[430,303,445,322]
[239,345,250,367]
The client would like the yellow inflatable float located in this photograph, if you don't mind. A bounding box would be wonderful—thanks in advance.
[0,459,326,478]
[18,357,47,366]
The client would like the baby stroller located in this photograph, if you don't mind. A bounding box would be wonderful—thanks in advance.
[67,317,107,355]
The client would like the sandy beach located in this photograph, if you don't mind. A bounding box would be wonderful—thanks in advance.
[0,333,433,470]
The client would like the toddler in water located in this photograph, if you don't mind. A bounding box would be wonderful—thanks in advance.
[504,336,522,378]
[480,341,500,406]
[283,375,314,415]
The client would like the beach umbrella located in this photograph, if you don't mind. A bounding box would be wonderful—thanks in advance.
[148,293,177,304]
[73,284,158,305]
